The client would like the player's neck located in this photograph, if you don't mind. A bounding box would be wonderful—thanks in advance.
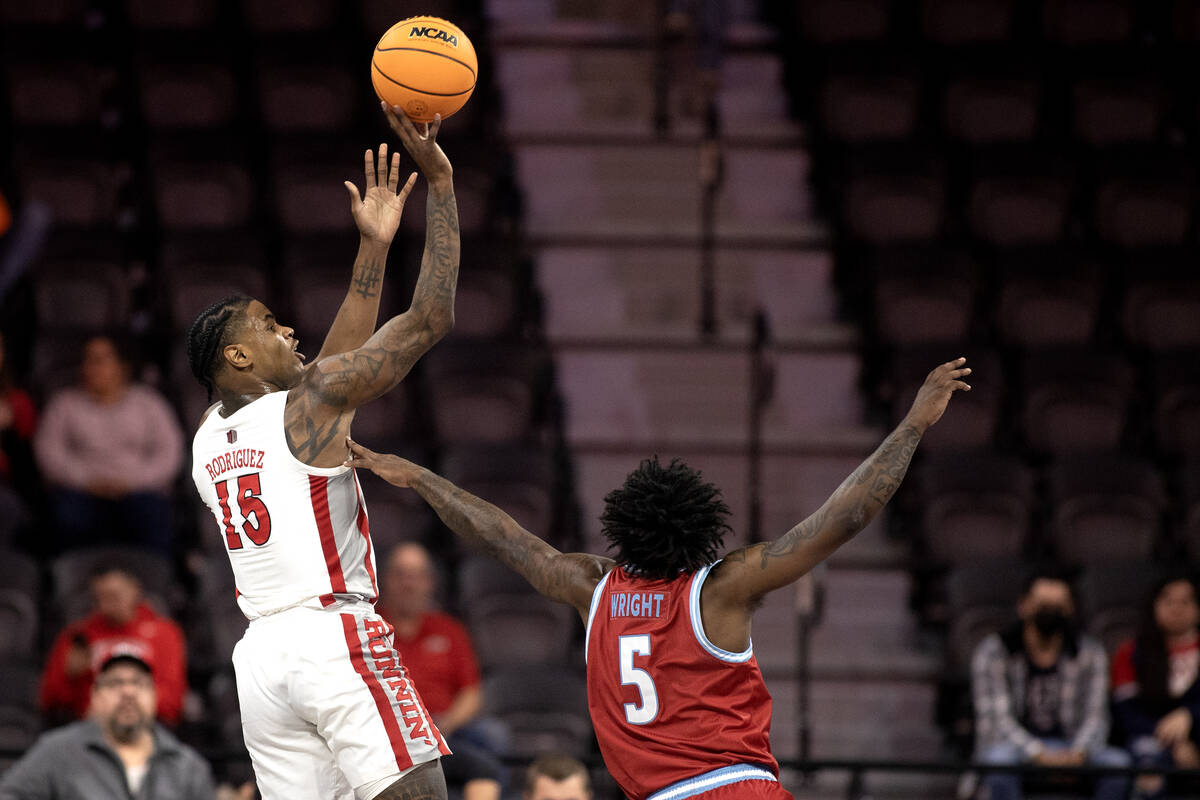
[217,384,274,416]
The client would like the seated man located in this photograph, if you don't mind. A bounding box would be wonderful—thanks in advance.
[40,565,187,726]
[376,542,503,800]
[2,648,213,799]
[33,334,183,555]
[971,566,1131,800]
[524,754,592,800]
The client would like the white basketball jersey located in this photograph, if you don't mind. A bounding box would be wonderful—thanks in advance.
[191,391,377,620]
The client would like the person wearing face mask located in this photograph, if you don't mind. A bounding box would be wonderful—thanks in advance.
[1111,574,1200,799]
[971,566,1131,800]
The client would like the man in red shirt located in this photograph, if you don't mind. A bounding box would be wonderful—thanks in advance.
[40,565,187,726]
[376,543,503,800]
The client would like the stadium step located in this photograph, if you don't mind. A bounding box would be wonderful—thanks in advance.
[535,245,845,346]
[513,142,825,245]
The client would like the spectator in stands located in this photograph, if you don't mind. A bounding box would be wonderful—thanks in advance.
[376,542,504,800]
[1111,574,1200,799]
[34,333,183,555]
[1,649,214,799]
[524,753,592,800]
[0,329,38,525]
[40,564,187,727]
[971,566,1131,800]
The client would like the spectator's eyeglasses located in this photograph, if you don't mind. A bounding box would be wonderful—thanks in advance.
[95,675,153,691]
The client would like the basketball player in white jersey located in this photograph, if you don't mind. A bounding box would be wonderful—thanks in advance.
[187,107,457,800]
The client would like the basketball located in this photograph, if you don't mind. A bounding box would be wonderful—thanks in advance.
[371,16,477,123]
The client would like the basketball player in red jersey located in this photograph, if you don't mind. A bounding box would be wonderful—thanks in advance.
[344,358,971,800]
[187,107,458,800]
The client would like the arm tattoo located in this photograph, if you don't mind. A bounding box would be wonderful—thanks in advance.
[412,469,607,607]
[759,423,922,569]
[352,258,383,299]
[285,184,460,464]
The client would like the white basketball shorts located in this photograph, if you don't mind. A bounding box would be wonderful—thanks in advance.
[232,600,450,800]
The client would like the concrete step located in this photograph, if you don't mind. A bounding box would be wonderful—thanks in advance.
[513,142,824,244]
[556,347,866,447]
[535,246,844,346]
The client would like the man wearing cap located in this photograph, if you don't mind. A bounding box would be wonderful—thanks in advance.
[0,650,215,799]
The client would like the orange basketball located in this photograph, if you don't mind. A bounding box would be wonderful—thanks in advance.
[371,16,477,123]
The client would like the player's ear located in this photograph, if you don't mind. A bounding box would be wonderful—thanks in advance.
[223,343,251,370]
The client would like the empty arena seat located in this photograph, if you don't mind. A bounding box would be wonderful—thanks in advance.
[124,0,219,29]
[1154,354,1200,455]
[1022,350,1134,454]
[1077,561,1157,652]
[19,157,126,228]
[798,0,892,43]
[1043,0,1134,45]
[138,60,236,129]
[945,560,1025,673]
[0,490,31,549]
[873,252,979,345]
[0,0,88,24]
[0,661,41,761]
[921,0,1016,43]
[944,76,1040,144]
[968,172,1072,246]
[5,60,114,127]
[0,550,39,661]
[160,242,268,333]
[34,258,130,332]
[917,453,1034,563]
[467,594,576,670]
[51,546,176,623]
[151,158,254,230]
[1095,174,1192,248]
[890,348,1003,451]
[361,0,470,39]
[995,254,1103,346]
[257,63,356,132]
[1123,276,1200,350]
[818,73,920,143]
[243,0,336,32]
[1047,455,1166,565]
[1180,461,1200,561]
[482,666,592,758]
[423,344,546,444]
[441,444,559,539]
[1072,80,1165,145]
[271,146,356,234]
[453,259,521,340]
[843,170,945,244]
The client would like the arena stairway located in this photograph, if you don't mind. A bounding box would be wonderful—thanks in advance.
[485,1,956,797]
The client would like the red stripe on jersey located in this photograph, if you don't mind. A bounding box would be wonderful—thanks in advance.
[339,613,413,771]
[319,594,337,608]
[309,475,348,595]
[353,471,378,598]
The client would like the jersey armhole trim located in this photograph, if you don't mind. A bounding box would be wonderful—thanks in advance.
[689,562,754,663]
[584,568,614,665]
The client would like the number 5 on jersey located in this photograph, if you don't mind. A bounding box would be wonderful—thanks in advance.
[619,634,659,725]
[215,473,272,550]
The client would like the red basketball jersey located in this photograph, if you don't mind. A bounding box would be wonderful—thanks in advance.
[585,563,779,800]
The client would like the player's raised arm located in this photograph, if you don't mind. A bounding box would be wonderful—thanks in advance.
[284,109,459,465]
[708,358,972,606]
[313,143,418,362]
[344,437,612,618]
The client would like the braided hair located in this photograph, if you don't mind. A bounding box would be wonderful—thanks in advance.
[599,456,731,580]
[186,295,251,401]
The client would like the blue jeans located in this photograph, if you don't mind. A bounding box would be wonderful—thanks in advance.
[978,739,1131,800]
[53,489,174,556]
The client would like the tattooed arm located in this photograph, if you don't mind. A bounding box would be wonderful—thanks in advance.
[315,143,418,362]
[344,438,613,619]
[283,110,459,468]
[707,358,972,608]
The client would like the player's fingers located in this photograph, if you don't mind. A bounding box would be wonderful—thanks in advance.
[398,172,417,203]
[343,181,362,211]
[363,149,376,189]
[429,113,442,141]
[383,104,412,145]
[388,152,401,192]
[392,105,419,141]
[949,367,972,379]
[951,380,972,392]
[941,356,967,370]
[377,143,388,188]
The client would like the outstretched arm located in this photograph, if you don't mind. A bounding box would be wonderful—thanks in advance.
[708,358,971,606]
[284,110,459,466]
[315,143,418,362]
[345,438,613,618]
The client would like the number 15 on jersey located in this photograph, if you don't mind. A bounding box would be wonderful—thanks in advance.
[619,634,659,725]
